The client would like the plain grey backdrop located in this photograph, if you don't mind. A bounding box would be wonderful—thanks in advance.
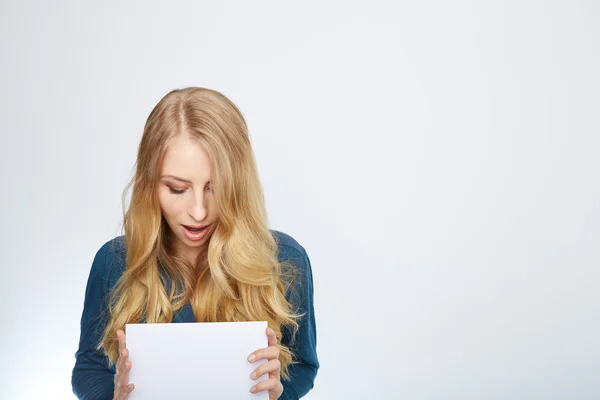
[1,1,599,399]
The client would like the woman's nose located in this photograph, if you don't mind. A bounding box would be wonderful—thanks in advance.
[189,193,208,221]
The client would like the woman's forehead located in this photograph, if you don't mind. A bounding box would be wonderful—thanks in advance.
[161,136,212,182]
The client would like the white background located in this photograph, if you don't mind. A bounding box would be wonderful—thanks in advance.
[1,1,599,399]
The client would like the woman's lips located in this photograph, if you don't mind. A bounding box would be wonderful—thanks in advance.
[183,224,209,230]
[181,224,210,241]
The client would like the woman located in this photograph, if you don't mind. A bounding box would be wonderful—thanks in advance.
[71,87,319,399]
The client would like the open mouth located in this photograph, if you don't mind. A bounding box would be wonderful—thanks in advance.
[181,224,211,241]
[183,225,208,233]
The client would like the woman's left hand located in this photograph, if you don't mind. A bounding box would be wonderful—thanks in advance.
[247,327,283,399]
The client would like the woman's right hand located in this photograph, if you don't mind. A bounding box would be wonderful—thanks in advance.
[113,329,135,399]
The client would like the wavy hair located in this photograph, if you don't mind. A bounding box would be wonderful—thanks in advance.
[100,87,302,380]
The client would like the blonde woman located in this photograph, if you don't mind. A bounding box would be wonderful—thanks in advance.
[71,87,319,399]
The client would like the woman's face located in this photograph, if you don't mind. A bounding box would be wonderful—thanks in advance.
[157,134,219,265]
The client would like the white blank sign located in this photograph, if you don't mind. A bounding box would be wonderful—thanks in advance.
[126,321,269,399]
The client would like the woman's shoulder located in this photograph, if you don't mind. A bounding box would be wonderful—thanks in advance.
[90,235,128,283]
[97,234,127,262]
[270,230,315,311]
[270,229,308,258]
[270,229,313,276]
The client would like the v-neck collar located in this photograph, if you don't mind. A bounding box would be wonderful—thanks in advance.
[173,301,196,322]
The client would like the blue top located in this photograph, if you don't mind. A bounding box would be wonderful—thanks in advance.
[72,230,319,399]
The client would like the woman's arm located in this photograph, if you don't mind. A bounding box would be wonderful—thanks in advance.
[72,241,117,399]
[280,246,320,399]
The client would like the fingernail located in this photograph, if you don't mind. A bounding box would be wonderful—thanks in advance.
[250,386,256,393]
[250,371,257,379]
[248,353,255,362]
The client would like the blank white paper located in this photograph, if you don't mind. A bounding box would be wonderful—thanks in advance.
[125,321,269,400]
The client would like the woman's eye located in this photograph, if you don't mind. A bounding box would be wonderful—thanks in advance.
[168,187,186,195]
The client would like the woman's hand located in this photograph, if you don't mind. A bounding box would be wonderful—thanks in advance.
[113,329,135,399]
[247,327,283,399]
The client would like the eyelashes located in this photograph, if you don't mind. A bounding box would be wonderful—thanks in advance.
[169,187,186,195]
[168,186,212,195]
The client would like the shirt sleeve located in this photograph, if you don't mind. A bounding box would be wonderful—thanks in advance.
[280,247,320,399]
[72,242,116,400]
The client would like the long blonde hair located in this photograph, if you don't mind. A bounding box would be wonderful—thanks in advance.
[100,87,302,380]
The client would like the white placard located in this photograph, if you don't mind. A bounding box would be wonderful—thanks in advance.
[125,321,269,399]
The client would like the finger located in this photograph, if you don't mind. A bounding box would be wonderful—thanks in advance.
[270,359,281,380]
[119,359,132,392]
[250,377,283,394]
[117,329,126,355]
[116,382,133,399]
[266,327,278,347]
[250,358,281,381]
[116,383,134,400]
[265,327,280,379]
[247,345,280,363]
[116,348,129,375]
[117,387,127,400]
[122,383,135,397]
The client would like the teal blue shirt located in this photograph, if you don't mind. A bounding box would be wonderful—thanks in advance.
[72,230,319,399]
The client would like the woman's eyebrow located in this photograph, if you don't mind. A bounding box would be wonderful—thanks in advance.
[161,175,210,185]
[161,174,192,184]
